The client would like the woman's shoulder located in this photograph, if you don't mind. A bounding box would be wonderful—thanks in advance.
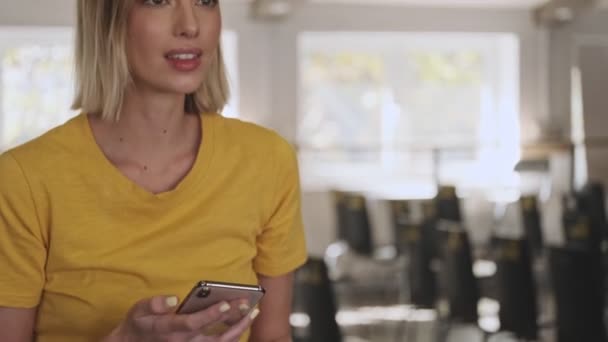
[211,114,295,157]
[1,114,87,173]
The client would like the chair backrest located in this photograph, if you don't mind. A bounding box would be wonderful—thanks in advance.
[390,199,436,248]
[404,221,439,308]
[390,199,412,253]
[435,185,462,222]
[292,258,343,342]
[520,195,544,256]
[548,247,606,342]
[332,191,374,256]
[389,199,440,308]
[578,182,607,249]
[562,194,597,252]
[436,221,479,323]
[493,237,538,340]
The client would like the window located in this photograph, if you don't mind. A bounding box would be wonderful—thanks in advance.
[0,27,75,151]
[298,32,520,197]
[0,27,239,152]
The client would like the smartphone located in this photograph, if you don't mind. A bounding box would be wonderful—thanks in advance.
[176,280,265,317]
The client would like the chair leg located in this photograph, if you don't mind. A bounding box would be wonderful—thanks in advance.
[393,320,407,342]
[434,320,450,342]
[411,321,419,342]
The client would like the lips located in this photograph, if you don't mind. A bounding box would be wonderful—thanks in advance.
[165,48,203,72]
[165,48,202,60]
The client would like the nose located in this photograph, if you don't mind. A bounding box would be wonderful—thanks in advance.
[174,2,199,38]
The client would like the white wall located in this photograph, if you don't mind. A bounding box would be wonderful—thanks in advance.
[0,0,75,26]
[549,9,608,139]
[553,10,608,188]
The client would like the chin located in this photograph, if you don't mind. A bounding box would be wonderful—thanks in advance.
[164,80,204,95]
[133,74,203,96]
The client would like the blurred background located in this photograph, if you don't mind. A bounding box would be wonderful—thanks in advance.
[2,0,608,341]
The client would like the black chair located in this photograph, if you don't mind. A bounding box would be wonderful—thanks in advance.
[390,199,438,251]
[292,258,343,342]
[578,182,607,249]
[421,200,441,260]
[435,185,462,222]
[562,194,597,252]
[404,222,438,309]
[389,199,439,308]
[390,200,412,254]
[548,247,606,342]
[332,191,374,256]
[493,238,538,341]
[390,199,411,223]
[436,221,479,324]
[520,196,544,257]
[432,222,484,342]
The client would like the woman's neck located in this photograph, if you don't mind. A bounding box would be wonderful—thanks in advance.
[114,89,193,149]
[89,87,202,172]
[87,87,203,190]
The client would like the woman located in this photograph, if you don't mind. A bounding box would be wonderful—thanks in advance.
[0,0,307,341]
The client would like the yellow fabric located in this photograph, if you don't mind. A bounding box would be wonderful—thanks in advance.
[0,113,307,341]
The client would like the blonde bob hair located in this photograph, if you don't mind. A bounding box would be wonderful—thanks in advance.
[71,0,230,122]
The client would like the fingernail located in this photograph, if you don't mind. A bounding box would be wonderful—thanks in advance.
[239,303,250,314]
[219,302,231,313]
[249,308,260,320]
[165,296,178,308]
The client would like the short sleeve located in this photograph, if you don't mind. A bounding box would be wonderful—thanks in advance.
[0,152,46,308]
[254,138,308,277]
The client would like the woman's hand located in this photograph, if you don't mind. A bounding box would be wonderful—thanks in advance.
[103,295,259,342]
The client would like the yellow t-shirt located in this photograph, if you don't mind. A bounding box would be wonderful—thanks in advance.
[0,113,307,341]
